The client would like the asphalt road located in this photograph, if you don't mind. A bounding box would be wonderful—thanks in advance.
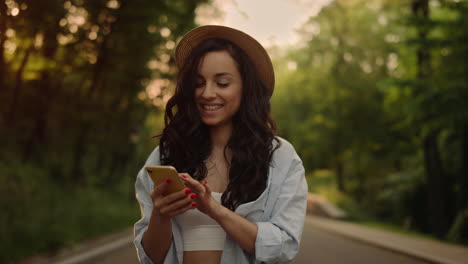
[82,222,429,264]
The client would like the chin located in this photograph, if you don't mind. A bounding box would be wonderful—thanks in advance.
[202,120,220,127]
[202,118,230,128]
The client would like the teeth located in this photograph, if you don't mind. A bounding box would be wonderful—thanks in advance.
[203,104,222,110]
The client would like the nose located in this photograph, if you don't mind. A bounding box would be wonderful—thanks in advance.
[200,81,216,99]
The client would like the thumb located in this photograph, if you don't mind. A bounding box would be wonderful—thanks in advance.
[203,180,212,194]
[152,178,172,198]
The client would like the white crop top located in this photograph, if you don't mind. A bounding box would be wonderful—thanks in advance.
[176,192,226,251]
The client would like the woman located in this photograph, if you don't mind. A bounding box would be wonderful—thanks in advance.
[134,25,307,264]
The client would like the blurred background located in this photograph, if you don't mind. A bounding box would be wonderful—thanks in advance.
[0,0,467,263]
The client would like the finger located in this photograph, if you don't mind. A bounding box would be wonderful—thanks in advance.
[179,173,195,189]
[180,174,205,194]
[161,187,192,205]
[183,179,205,194]
[179,173,191,180]
[161,193,196,215]
[179,173,197,182]
[179,173,197,186]
[151,179,170,199]
[156,188,189,212]
[168,200,198,217]
[203,180,212,194]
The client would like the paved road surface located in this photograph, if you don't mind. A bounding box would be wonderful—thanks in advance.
[81,221,429,264]
[293,224,428,264]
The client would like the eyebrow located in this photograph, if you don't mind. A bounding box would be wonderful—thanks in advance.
[197,72,234,78]
[214,72,233,77]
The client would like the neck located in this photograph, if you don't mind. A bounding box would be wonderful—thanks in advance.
[210,122,233,153]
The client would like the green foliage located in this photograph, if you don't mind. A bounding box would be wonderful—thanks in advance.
[0,0,208,262]
[307,170,372,221]
[307,169,443,242]
[0,158,139,263]
[447,209,468,244]
[273,0,468,243]
[273,0,399,193]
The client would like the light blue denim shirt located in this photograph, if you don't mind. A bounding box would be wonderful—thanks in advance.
[133,137,308,263]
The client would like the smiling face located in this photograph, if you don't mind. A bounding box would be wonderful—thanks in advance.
[195,50,243,129]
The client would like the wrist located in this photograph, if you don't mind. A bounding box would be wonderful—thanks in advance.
[210,203,229,223]
[150,210,171,227]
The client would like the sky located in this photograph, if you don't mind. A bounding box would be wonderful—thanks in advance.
[196,0,331,48]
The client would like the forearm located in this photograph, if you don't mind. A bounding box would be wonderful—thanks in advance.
[211,205,258,254]
[141,212,173,264]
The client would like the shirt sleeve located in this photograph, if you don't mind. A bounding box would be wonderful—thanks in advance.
[133,146,164,264]
[254,152,308,263]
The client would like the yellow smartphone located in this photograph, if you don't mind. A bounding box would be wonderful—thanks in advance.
[144,165,185,194]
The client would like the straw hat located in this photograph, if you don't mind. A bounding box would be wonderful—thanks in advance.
[175,25,275,97]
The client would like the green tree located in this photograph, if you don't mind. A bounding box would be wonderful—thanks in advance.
[273,0,468,242]
[0,0,209,262]
[273,0,396,198]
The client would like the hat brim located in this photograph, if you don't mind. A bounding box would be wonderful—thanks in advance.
[175,25,275,97]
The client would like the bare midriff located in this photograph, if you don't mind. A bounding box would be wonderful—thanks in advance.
[183,251,223,264]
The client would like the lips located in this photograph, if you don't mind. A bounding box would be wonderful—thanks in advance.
[201,104,223,111]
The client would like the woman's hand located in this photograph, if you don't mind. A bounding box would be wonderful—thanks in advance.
[143,178,195,263]
[179,173,258,254]
[150,178,197,219]
[179,173,221,217]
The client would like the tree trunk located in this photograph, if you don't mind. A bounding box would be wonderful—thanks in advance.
[356,148,365,202]
[336,158,345,192]
[458,7,468,214]
[328,6,347,193]
[85,5,123,102]
[423,131,449,237]
[71,123,90,185]
[0,0,7,89]
[7,44,34,126]
[86,38,108,101]
[459,125,468,211]
[412,0,450,238]
[22,24,59,162]
[21,72,51,163]
[412,0,431,79]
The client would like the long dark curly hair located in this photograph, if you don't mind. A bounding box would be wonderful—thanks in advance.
[158,38,280,211]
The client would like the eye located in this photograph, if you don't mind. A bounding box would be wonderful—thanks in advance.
[217,82,230,88]
[195,81,205,88]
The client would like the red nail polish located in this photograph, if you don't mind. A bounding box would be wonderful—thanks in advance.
[182,175,187,178]
[203,180,207,185]
[166,178,172,183]
[185,189,192,194]
[190,193,197,199]
[192,202,197,207]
